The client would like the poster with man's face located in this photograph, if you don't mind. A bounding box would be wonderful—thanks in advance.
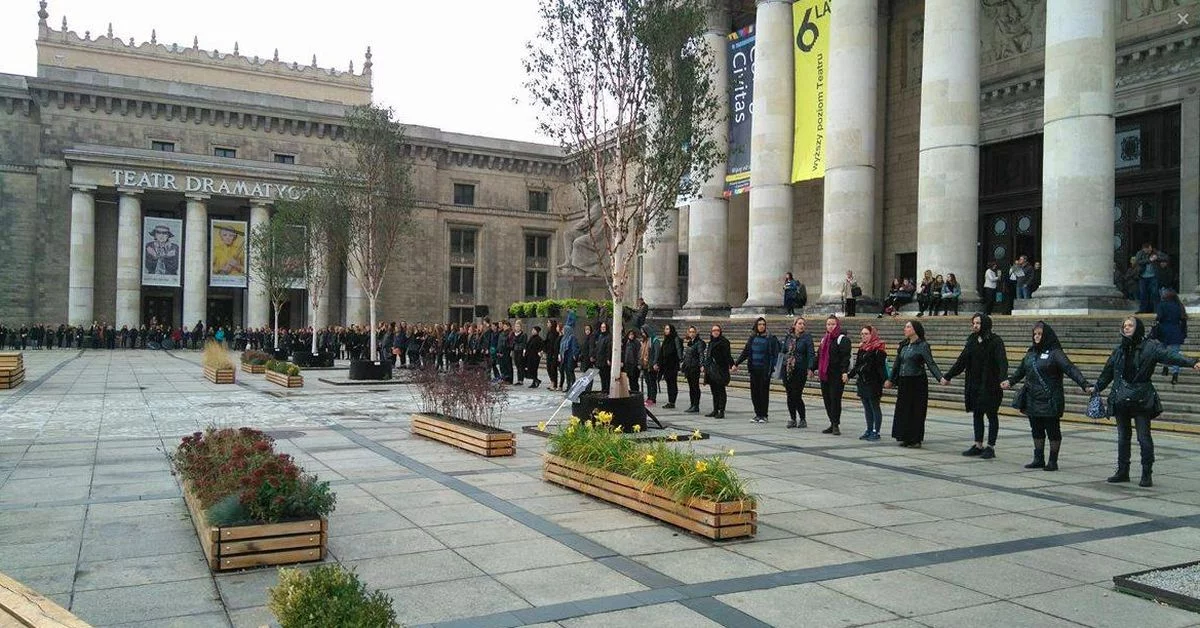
[210,219,248,288]
[142,217,183,287]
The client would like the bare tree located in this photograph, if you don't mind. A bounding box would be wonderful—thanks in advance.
[273,196,335,355]
[248,216,304,351]
[317,104,416,364]
[525,0,723,395]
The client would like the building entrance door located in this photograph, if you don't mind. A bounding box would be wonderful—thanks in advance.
[143,295,174,328]
[207,297,234,331]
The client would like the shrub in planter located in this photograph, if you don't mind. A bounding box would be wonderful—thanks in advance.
[266,359,302,377]
[202,340,235,370]
[241,350,272,366]
[412,363,509,429]
[268,564,398,628]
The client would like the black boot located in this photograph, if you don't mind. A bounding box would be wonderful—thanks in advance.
[715,410,725,419]
[1024,445,1045,469]
[1107,465,1130,483]
[685,405,699,413]
[704,410,717,417]
[1044,440,1060,471]
[1139,464,1153,488]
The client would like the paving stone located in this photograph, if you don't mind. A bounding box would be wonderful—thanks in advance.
[215,567,288,611]
[327,509,416,536]
[423,517,545,549]
[581,524,709,556]
[916,600,1086,628]
[727,537,867,571]
[69,578,223,626]
[505,493,615,515]
[546,508,660,533]
[327,527,446,561]
[350,548,483,589]
[1,561,77,596]
[716,582,899,627]
[493,562,647,607]
[633,548,778,584]
[383,575,532,626]
[74,551,211,591]
[1013,583,1200,628]
[1069,536,1200,569]
[559,602,721,627]
[1000,547,1150,585]
[915,556,1083,598]
[811,527,948,559]
[822,569,996,617]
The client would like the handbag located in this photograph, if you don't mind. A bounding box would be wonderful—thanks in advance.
[851,284,863,298]
[1086,392,1107,419]
[1010,386,1028,411]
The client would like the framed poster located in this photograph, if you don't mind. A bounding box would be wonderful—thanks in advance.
[210,219,248,288]
[142,217,183,287]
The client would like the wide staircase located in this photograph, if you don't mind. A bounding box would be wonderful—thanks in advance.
[656,314,1200,430]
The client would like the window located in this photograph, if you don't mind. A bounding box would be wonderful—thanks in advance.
[214,147,237,159]
[453,183,475,206]
[449,307,474,325]
[525,234,549,259]
[525,270,548,299]
[151,140,175,152]
[450,229,476,256]
[273,153,296,164]
[528,190,549,213]
[450,266,475,295]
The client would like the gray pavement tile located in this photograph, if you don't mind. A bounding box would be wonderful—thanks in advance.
[1001,547,1150,585]
[69,577,223,626]
[505,494,613,516]
[820,503,943,527]
[350,549,483,589]
[105,610,233,627]
[74,551,211,591]
[328,494,393,516]
[0,480,91,504]
[1013,583,1200,628]
[1104,496,1200,517]
[423,518,545,549]
[915,556,1083,598]
[327,527,446,561]
[395,503,509,527]
[77,528,210,563]
[559,602,722,628]
[889,496,1007,520]
[762,509,873,536]
[6,463,93,481]
[483,480,575,501]
[1069,536,1200,568]
[822,569,995,617]
[327,510,417,536]
[580,524,709,556]
[1130,528,1200,551]
[811,528,948,559]
[770,488,875,509]
[493,562,647,607]
[916,600,1086,628]
[545,508,659,534]
[227,605,275,628]
[374,487,477,510]
[458,470,544,488]
[727,537,867,571]
[633,548,779,584]
[2,539,81,570]
[888,519,1024,547]
[455,538,590,575]
[960,512,1088,538]
[958,491,1065,512]
[384,575,532,626]
[1,561,77,596]
[716,582,899,627]
[215,568,286,611]
[89,479,181,501]
[1024,504,1149,529]
[0,518,82,545]
[84,498,186,521]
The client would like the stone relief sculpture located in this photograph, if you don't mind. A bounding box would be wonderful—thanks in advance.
[557,200,606,277]
[981,0,1044,62]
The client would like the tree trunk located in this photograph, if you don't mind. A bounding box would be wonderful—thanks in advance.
[368,294,378,362]
[310,299,319,355]
[609,251,627,397]
[273,306,281,350]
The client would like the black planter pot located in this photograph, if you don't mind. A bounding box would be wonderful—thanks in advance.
[292,351,334,368]
[271,349,289,361]
[349,359,392,380]
[572,391,646,432]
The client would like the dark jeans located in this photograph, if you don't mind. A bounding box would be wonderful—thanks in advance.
[600,366,611,394]
[941,296,959,315]
[861,394,883,433]
[1028,415,1062,441]
[560,357,576,389]
[662,367,678,404]
[1139,276,1159,313]
[710,382,727,412]
[785,377,807,422]
[643,368,658,401]
[625,366,641,393]
[499,354,513,382]
[1115,411,1155,468]
[844,298,856,317]
[686,372,702,408]
[821,379,844,425]
[982,288,996,315]
[546,357,560,387]
[749,367,771,417]
[973,409,999,446]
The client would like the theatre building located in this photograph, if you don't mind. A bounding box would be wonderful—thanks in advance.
[0,3,576,329]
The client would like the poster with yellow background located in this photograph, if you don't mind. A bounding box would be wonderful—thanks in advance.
[792,0,831,182]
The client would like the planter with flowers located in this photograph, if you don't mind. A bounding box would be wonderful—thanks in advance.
[264,360,303,388]
[543,412,756,539]
[240,350,271,374]
[410,364,514,457]
[202,341,236,384]
[171,427,335,571]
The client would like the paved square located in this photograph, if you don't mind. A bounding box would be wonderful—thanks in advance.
[3,350,1200,627]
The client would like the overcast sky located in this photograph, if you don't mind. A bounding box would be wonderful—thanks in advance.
[0,0,552,144]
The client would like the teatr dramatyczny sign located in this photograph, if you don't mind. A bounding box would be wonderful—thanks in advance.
[111,169,307,200]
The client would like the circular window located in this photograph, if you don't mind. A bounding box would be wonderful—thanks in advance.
[1114,234,1123,251]
[1114,203,1123,223]
[993,218,1008,235]
[1017,216,1032,233]
[993,245,1007,260]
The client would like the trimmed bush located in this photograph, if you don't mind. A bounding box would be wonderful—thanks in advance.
[268,564,398,628]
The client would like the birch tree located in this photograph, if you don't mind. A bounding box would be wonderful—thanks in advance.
[248,217,304,351]
[273,196,335,355]
[524,0,722,395]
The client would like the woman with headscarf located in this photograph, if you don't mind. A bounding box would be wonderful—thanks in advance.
[1002,322,1090,471]
[1094,316,1199,486]
[655,324,683,408]
[781,317,816,429]
[819,315,852,435]
[702,324,733,418]
[942,313,1008,460]
[848,325,887,440]
[886,320,944,448]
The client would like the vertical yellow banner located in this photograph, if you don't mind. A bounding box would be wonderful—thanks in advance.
[792,0,831,182]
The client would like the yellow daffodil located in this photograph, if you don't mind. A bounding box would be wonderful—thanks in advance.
[613,426,623,433]
[632,424,641,433]
[569,416,581,426]
[595,411,614,425]
[667,434,678,441]
[691,429,702,440]
[643,454,655,465]
[727,449,735,456]
[537,422,547,432]
[695,460,709,473]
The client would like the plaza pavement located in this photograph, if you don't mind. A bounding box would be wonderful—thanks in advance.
[2,349,1200,627]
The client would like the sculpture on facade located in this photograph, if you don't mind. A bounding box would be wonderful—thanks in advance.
[557,200,605,277]
[981,0,1042,62]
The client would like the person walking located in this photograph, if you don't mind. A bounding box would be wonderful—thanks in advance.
[841,270,861,318]
[887,320,944,448]
[848,325,887,441]
[942,314,1008,460]
[1095,316,1200,487]
[702,324,733,418]
[818,315,852,435]
[733,317,780,423]
[783,273,802,316]
[781,317,815,429]
[681,326,705,413]
[656,324,683,408]
[1002,322,1090,471]
[1155,289,1188,385]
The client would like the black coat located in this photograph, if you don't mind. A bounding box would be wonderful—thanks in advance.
[703,335,732,386]
[781,332,815,383]
[817,332,852,380]
[594,332,612,369]
[1096,319,1197,418]
[945,320,1008,413]
[849,347,887,399]
[681,338,706,377]
[525,334,544,368]
[1008,348,1088,419]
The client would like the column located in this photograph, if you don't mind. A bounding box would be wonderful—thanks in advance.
[641,208,680,308]
[182,194,209,328]
[345,265,367,326]
[67,185,97,326]
[913,0,980,302]
[684,2,731,310]
[741,0,794,308]
[246,201,271,328]
[114,188,143,328]
[1181,96,1199,297]
[820,0,881,306]
[1029,0,1122,310]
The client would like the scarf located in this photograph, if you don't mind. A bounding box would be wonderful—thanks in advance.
[860,327,885,353]
[818,320,844,382]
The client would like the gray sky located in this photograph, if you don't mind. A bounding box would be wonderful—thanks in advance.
[0,0,552,144]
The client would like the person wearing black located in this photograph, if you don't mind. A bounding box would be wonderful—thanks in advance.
[733,317,780,423]
[655,324,683,408]
[942,314,1008,460]
[559,315,580,390]
[1002,322,1090,471]
[783,272,803,316]
[594,321,613,395]
[1095,316,1200,487]
[702,324,732,418]
[887,320,943,448]
[580,323,595,373]
[818,315,852,434]
[781,317,816,429]
[640,327,660,405]
[631,298,649,331]
[496,321,514,384]
[525,326,544,388]
[544,319,561,391]
[681,326,705,413]
[848,325,887,440]
[622,329,642,394]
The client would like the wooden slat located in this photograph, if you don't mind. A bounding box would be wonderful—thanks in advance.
[220,532,322,555]
[218,547,324,571]
[412,413,513,442]
[411,415,515,453]
[180,482,218,569]
[0,368,24,389]
[218,519,323,541]
[412,424,514,457]
[202,366,235,384]
[181,482,327,571]
[0,571,91,628]
[265,370,304,388]
[544,455,754,514]
[241,363,266,374]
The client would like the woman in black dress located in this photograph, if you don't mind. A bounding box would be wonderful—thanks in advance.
[886,320,943,447]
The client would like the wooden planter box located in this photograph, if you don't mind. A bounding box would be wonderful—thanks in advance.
[182,482,325,572]
[412,413,514,457]
[1,570,90,627]
[543,454,756,540]
[265,370,304,388]
[241,362,266,374]
[0,352,24,390]
[203,365,236,384]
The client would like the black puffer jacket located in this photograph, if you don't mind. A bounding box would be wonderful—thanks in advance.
[1096,318,1197,418]
[1006,323,1089,419]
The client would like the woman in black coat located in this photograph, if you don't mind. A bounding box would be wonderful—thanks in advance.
[622,330,642,394]
[544,320,561,391]
[942,314,1008,460]
[702,324,732,418]
[594,322,613,394]
[848,325,887,440]
[656,324,683,408]
[525,327,544,388]
[886,320,943,448]
[680,326,706,413]
[781,317,815,429]
[1095,316,1200,486]
[817,315,852,435]
[1002,322,1090,471]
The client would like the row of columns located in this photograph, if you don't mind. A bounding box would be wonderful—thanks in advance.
[646,0,1126,311]
[66,187,272,328]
